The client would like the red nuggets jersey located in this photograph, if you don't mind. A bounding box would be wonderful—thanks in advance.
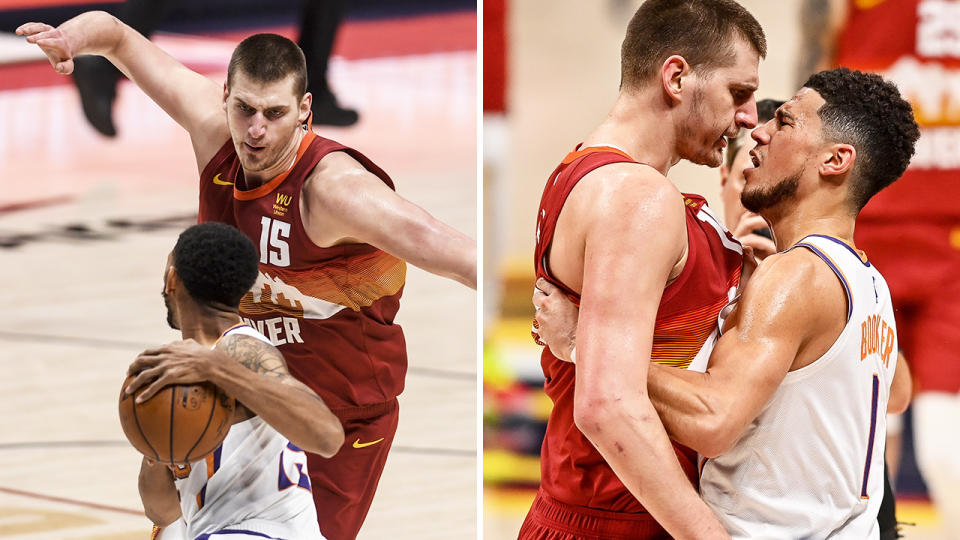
[198,131,407,414]
[835,0,960,219]
[533,145,742,513]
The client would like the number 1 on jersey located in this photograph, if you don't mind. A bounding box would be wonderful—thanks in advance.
[259,216,291,267]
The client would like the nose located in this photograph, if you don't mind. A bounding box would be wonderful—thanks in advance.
[736,96,758,129]
[751,118,773,146]
[248,114,266,139]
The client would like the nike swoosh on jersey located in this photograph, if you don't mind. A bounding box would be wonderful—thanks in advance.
[352,437,385,449]
[212,173,235,186]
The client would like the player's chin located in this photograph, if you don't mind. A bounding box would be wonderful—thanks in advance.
[692,148,724,168]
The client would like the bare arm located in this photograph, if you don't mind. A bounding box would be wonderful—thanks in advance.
[126,337,345,457]
[648,250,845,458]
[301,151,477,288]
[888,351,912,414]
[572,171,728,539]
[138,457,181,527]
[17,12,226,165]
[796,0,850,85]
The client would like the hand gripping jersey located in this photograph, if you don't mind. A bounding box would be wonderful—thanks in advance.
[533,145,743,513]
[198,130,407,415]
[701,235,896,539]
[174,324,323,539]
[834,0,960,219]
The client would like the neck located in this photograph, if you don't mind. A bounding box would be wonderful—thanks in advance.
[764,198,857,253]
[581,88,679,176]
[243,126,305,188]
[177,304,244,347]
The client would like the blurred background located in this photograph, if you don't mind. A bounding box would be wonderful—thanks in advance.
[483,0,956,538]
[0,1,476,538]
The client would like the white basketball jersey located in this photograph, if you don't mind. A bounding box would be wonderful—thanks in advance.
[173,324,323,539]
[700,235,897,539]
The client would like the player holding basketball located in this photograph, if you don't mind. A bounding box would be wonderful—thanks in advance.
[18,12,475,540]
[521,1,765,538]
[534,68,919,538]
[127,221,343,539]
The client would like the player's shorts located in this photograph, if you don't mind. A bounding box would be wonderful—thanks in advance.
[307,398,400,540]
[855,219,960,393]
[518,488,670,540]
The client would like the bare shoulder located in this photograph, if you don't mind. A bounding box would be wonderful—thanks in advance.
[573,162,685,232]
[215,333,289,378]
[741,248,846,329]
[191,112,232,170]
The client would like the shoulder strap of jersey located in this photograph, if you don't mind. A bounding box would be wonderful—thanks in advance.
[534,146,643,304]
[789,234,870,323]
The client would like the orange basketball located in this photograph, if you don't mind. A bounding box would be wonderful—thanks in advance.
[118,374,235,464]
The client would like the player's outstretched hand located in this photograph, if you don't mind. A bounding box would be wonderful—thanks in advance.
[533,278,579,363]
[125,339,220,403]
[16,22,77,74]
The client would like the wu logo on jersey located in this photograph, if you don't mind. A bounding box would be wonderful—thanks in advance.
[273,193,293,217]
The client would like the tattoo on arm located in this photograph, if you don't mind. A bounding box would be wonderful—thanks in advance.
[217,334,329,407]
[218,335,290,379]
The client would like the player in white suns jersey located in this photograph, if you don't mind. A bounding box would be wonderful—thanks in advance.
[124,222,343,540]
[701,234,896,537]
[532,68,918,539]
[171,325,322,539]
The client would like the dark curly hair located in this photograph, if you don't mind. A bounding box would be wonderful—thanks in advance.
[172,222,259,308]
[621,0,766,90]
[803,68,919,211]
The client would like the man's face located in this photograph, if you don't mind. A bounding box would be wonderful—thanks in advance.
[741,88,826,213]
[162,253,178,330]
[678,37,760,168]
[224,71,307,174]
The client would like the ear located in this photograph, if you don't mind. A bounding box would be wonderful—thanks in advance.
[720,162,730,187]
[164,265,179,295]
[660,55,690,105]
[222,82,230,112]
[300,92,313,125]
[819,143,856,181]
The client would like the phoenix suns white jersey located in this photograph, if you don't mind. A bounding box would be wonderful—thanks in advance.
[173,324,323,539]
[700,235,896,539]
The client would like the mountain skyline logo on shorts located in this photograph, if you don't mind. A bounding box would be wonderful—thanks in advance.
[352,437,385,449]
[212,173,234,186]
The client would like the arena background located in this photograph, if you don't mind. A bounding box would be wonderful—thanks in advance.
[482,1,946,538]
[0,1,477,538]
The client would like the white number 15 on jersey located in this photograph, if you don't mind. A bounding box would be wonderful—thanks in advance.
[259,217,291,267]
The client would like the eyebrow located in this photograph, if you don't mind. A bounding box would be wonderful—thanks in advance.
[776,108,795,123]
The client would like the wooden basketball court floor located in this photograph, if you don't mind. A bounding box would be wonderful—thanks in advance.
[0,24,477,540]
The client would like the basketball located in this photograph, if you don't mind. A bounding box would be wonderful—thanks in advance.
[118,374,236,464]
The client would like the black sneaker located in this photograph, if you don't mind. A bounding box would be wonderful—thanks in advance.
[311,96,359,127]
[72,56,118,137]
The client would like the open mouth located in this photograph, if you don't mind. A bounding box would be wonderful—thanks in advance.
[244,142,265,153]
[749,149,760,168]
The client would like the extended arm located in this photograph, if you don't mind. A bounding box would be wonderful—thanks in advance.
[572,170,727,539]
[127,337,344,457]
[301,151,477,288]
[795,0,849,85]
[138,457,181,527]
[17,12,226,162]
[648,250,845,457]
